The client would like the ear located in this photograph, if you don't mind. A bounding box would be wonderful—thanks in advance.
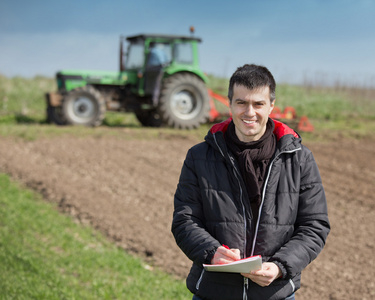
[269,99,275,114]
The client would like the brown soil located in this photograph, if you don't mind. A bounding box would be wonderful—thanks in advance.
[1,130,374,299]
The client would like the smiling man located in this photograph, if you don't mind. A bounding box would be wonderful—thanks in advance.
[230,84,274,142]
[172,64,330,300]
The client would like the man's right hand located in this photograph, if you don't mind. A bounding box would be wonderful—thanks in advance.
[211,246,241,264]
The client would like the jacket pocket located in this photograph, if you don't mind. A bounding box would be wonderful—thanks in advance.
[246,275,300,300]
[195,271,243,300]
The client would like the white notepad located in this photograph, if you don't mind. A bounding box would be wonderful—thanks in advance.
[203,255,262,273]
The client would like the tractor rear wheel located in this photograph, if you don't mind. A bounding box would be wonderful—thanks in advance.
[158,73,210,129]
[62,86,106,127]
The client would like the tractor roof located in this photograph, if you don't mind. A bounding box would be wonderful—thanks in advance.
[126,34,202,43]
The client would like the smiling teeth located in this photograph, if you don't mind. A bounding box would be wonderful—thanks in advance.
[243,120,255,124]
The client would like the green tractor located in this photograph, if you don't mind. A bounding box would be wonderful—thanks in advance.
[46,33,211,129]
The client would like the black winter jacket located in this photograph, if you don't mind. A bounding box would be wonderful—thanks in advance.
[172,118,330,300]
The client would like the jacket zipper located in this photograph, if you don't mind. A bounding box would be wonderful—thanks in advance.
[250,147,302,255]
[243,277,249,300]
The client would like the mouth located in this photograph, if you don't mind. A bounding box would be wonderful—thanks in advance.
[242,119,256,125]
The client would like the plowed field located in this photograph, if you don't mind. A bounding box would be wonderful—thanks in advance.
[1,129,374,299]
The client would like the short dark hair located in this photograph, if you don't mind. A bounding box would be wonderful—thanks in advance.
[228,64,276,103]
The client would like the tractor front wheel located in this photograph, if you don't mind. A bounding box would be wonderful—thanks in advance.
[62,86,106,127]
[158,73,210,129]
[47,105,67,125]
[135,109,163,127]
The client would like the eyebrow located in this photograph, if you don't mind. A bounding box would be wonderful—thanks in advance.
[234,98,267,103]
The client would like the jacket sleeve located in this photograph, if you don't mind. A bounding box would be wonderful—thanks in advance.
[269,148,330,278]
[171,148,220,265]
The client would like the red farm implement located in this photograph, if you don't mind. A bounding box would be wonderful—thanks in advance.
[208,89,314,132]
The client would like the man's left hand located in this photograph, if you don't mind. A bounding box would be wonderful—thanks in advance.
[241,262,282,287]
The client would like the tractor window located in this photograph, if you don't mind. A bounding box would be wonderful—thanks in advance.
[174,43,193,64]
[125,43,144,69]
[147,43,172,67]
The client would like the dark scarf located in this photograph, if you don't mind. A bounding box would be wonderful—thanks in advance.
[225,119,276,207]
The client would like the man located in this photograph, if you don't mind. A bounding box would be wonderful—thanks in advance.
[171,64,330,300]
[147,43,169,67]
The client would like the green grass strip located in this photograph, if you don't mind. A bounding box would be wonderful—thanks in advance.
[0,173,191,300]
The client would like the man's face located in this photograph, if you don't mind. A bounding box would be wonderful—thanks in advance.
[230,84,275,142]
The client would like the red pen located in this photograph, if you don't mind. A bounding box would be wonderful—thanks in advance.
[222,244,230,249]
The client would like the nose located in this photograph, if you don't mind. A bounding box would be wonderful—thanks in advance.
[244,103,255,116]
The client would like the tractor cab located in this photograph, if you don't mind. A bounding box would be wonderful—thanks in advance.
[120,34,207,98]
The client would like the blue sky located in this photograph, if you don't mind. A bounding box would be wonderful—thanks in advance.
[1,0,374,86]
